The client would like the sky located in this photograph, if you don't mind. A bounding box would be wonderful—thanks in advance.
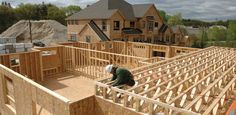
[2,0,236,21]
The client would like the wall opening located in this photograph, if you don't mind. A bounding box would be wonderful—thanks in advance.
[10,55,20,72]
[4,76,16,112]
[152,51,165,57]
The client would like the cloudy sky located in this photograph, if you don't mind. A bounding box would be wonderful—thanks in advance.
[3,0,236,21]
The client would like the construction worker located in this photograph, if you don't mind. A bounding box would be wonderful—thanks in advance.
[105,64,135,87]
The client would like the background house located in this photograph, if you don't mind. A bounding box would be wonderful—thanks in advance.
[66,0,187,46]
[66,0,172,43]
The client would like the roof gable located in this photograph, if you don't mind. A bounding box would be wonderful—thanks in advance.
[79,20,110,41]
[108,0,135,20]
[132,4,153,18]
[66,0,135,20]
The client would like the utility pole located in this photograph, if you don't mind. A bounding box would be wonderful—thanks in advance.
[29,19,32,43]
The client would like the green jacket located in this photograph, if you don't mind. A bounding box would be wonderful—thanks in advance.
[111,67,135,87]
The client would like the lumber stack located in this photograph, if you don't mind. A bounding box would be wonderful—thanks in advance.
[0,43,33,54]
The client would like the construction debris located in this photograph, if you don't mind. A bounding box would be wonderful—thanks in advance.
[0,43,33,54]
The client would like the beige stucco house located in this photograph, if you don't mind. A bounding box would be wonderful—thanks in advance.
[66,0,183,44]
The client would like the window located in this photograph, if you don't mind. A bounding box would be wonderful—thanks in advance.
[155,22,158,28]
[86,36,91,43]
[70,34,77,41]
[166,36,170,42]
[102,20,107,31]
[130,21,135,28]
[101,44,105,50]
[10,55,20,66]
[153,51,165,57]
[113,21,120,30]
[69,20,78,25]
[148,21,154,31]
[147,37,152,43]
[109,43,113,49]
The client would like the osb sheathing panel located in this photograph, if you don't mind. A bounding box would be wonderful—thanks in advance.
[69,96,142,115]
[36,46,65,77]
[69,96,95,115]
[95,96,142,115]
[0,65,70,115]
[0,51,43,82]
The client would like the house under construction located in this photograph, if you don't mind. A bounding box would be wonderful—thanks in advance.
[0,41,236,115]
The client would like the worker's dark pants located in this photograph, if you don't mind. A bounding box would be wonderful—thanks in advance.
[126,79,135,86]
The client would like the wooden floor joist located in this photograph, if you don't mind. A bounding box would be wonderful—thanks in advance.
[96,46,236,115]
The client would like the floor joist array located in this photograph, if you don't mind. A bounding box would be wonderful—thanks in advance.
[96,46,236,115]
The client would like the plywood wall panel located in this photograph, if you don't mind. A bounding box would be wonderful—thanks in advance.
[69,96,94,115]
[94,96,143,115]
[0,64,71,115]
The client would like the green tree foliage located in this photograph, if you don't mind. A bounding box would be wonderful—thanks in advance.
[0,3,80,33]
[192,27,208,48]
[226,20,236,47]
[15,4,37,20]
[159,10,168,22]
[0,5,16,33]
[47,5,66,24]
[227,20,236,40]
[62,5,81,16]
[38,2,48,19]
[167,13,182,26]
[183,19,228,28]
[207,26,227,41]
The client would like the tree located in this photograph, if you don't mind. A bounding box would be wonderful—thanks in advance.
[167,13,182,26]
[159,10,168,22]
[0,5,16,33]
[15,3,38,20]
[226,20,236,47]
[62,5,81,16]
[0,3,78,33]
[227,20,236,40]
[47,5,66,25]
[208,26,227,41]
[38,2,48,19]
[192,27,208,48]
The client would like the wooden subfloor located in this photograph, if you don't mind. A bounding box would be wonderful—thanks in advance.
[41,72,95,102]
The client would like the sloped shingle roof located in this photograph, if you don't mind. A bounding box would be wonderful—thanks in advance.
[132,4,153,18]
[66,0,136,20]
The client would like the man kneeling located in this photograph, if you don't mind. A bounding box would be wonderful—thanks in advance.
[105,64,135,88]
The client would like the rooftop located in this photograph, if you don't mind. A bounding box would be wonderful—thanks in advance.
[66,0,153,20]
